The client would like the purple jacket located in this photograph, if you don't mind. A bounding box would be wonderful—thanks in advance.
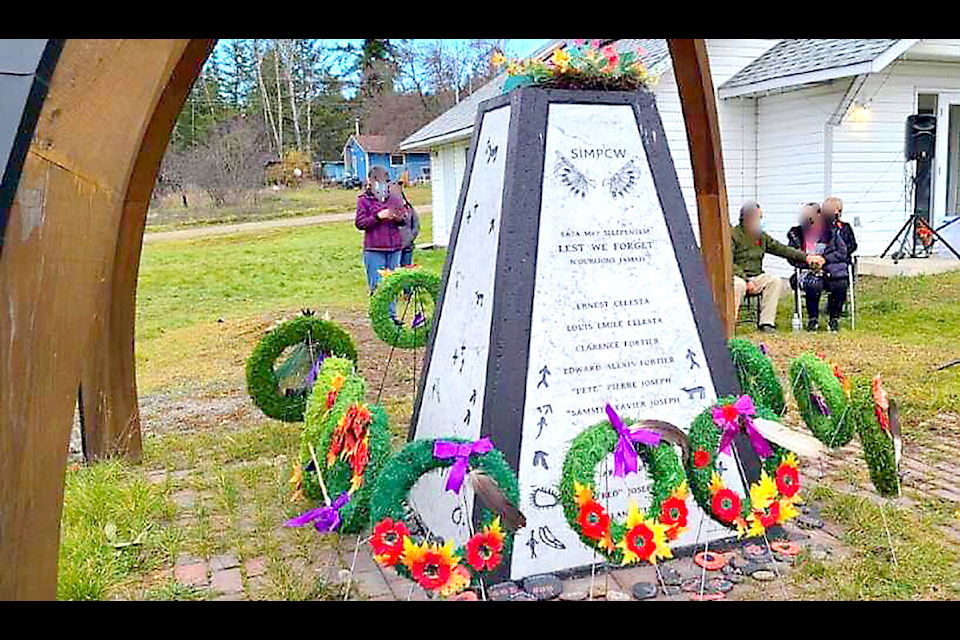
[355,191,410,251]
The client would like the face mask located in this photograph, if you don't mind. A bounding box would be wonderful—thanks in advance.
[372,181,389,202]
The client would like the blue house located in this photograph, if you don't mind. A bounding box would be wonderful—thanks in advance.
[318,160,345,182]
[343,134,431,184]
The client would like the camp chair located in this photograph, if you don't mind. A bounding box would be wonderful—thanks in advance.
[737,291,763,328]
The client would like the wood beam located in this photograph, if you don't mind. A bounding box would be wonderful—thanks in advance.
[667,39,735,338]
[0,39,210,600]
[79,38,214,462]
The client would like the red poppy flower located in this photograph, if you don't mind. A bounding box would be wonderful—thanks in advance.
[775,464,800,498]
[577,500,611,541]
[624,523,657,562]
[371,518,409,567]
[693,450,711,468]
[712,488,741,523]
[326,389,339,409]
[466,529,504,572]
[755,501,781,528]
[660,496,688,530]
[410,548,454,591]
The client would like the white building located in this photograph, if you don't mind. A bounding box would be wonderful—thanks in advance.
[400,39,960,275]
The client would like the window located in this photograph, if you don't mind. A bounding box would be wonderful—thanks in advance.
[421,166,431,181]
[918,93,938,115]
[390,153,404,166]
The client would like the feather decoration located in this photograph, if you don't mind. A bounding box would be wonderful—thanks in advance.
[889,397,902,469]
[602,159,638,199]
[467,469,526,532]
[632,419,691,466]
[751,417,828,459]
[553,152,594,197]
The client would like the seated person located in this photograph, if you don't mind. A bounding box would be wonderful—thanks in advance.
[732,201,824,333]
[786,202,849,332]
[822,196,857,266]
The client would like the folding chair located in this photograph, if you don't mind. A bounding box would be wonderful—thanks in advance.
[737,291,763,329]
[794,261,856,330]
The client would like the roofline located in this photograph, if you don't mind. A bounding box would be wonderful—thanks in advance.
[718,39,920,99]
[400,126,473,151]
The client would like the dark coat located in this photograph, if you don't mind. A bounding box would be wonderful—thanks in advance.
[787,223,848,280]
[836,221,857,262]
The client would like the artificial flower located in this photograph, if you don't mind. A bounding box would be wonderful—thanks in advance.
[402,538,460,592]
[744,514,765,538]
[591,39,603,49]
[753,500,781,528]
[572,39,586,47]
[506,61,524,76]
[693,449,711,468]
[327,403,373,490]
[577,500,612,544]
[491,51,506,67]
[325,374,345,410]
[371,518,410,567]
[749,470,778,511]
[777,498,800,524]
[550,48,572,72]
[619,501,672,565]
[775,453,801,499]
[712,488,742,524]
[872,374,890,432]
[439,564,471,597]
[833,363,852,398]
[466,517,505,572]
[600,45,619,72]
[573,481,593,508]
[660,482,689,540]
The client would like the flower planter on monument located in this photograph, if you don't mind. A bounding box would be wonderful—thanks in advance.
[408,85,759,580]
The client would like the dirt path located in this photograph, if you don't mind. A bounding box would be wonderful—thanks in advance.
[144,205,432,244]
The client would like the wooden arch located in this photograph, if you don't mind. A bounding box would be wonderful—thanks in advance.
[0,38,731,600]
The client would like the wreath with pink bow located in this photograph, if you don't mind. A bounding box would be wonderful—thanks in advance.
[687,395,802,537]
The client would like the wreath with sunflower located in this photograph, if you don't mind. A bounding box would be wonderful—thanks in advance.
[852,374,901,498]
[687,396,802,537]
[559,405,689,565]
[369,266,440,349]
[788,352,855,448]
[367,437,521,598]
[729,338,785,415]
[245,312,357,422]
[289,360,392,534]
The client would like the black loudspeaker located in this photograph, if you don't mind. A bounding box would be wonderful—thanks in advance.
[906,114,937,160]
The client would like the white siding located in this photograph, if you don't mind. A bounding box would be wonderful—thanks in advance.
[756,83,844,277]
[830,59,960,257]
[654,39,779,241]
[430,139,470,246]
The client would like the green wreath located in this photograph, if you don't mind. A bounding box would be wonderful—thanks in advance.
[369,266,440,349]
[851,377,900,498]
[245,314,357,422]
[368,438,519,595]
[729,338,785,415]
[687,396,799,535]
[560,416,689,565]
[788,352,855,448]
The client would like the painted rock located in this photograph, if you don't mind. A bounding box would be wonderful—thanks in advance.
[631,582,658,600]
[774,552,796,565]
[587,583,608,598]
[606,590,631,601]
[704,577,734,593]
[508,591,538,601]
[742,562,771,576]
[797,514,825,529]
[657,565,683,586]
[488,581,522,601]
[742,543,773,563]
[450,590,479,601]
[559,590,588,601]
[688,591,726,601]
[751,569,777,582]
[680,577,707,593]
[522,573,563,601]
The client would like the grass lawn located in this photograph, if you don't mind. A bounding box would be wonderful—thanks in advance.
[57,218,960,600]
[146,182,432,231]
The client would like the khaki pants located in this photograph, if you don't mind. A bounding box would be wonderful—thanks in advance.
[733,273,783,327]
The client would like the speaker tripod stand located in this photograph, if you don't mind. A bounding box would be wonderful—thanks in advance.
[880,213,960,262]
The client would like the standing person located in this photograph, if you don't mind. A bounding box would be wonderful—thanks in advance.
[355,166,410,310]
[393,181,420,268]
[731,201,824,333]
[786,202,849,332]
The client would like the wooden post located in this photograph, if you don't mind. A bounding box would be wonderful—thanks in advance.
[667,39,735,338]
[79,39,214,462]
[0,39,212,600]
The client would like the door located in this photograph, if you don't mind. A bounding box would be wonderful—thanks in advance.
[933,92,960,224]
